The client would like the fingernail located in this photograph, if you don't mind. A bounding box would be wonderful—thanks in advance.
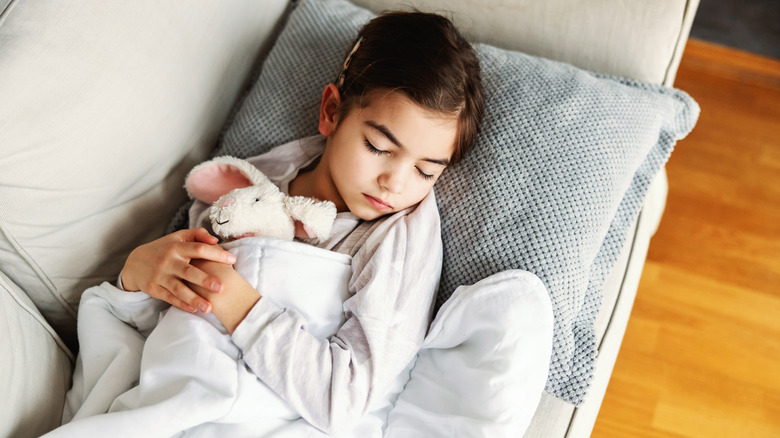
[227,254,236,264]
[185,304,196,313]
[211,281,221,292]
[199,303,210,313]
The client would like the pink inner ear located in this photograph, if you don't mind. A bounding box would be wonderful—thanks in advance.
[186,164,254,204]
[293,220,317,240]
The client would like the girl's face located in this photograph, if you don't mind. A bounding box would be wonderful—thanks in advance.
[317,85,457,221]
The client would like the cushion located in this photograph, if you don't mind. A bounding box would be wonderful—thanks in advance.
[171,0,699,404]
[351,0,695,85]
[0,0,289,349]
[0,270,74,437]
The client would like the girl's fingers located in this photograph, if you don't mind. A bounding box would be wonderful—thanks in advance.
[156,279,212,314]
[176,259,224,294]
[148,283,197,313]
[172,227,218,244]
[122,230,229,314]
[169,280,212,313]
[190,227,219,245]
[182,241,236,265]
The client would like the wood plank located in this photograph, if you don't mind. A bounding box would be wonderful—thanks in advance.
[678,39,780,92]
[592,39,780,437]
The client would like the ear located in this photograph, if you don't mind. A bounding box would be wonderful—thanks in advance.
[185,156,269,204]
[318,83,341,137]
[283,196,337,242]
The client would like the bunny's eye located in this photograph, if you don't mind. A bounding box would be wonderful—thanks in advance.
[254,198,260,202]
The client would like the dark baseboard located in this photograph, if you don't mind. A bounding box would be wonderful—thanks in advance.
[689,0,779,60]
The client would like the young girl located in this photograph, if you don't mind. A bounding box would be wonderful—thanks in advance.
[120,10,484,434]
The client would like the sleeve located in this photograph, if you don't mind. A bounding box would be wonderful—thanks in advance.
[85,282,169,337]
[230,192,442,435]
[116,270,126,290]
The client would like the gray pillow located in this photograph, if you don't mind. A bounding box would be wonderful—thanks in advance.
[175,0,699,405]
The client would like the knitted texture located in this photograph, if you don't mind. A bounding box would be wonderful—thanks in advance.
[170,0,699,405]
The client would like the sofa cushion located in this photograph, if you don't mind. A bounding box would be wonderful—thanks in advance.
[0,270,74,438]
[0,0,289,348]
[351,0,696,85]
[173,0,699,404]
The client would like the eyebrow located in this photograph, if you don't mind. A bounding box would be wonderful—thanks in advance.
[364,120,451,166]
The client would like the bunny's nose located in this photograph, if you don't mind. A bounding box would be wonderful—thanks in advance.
[216,196,236,208]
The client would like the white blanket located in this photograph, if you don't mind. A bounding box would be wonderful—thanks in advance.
[50,237,371,437]
[48,237,554,437]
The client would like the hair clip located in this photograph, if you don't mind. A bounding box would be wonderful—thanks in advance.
[337,37,363,89]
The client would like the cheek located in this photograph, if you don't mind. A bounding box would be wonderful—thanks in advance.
[400,179,435,207]
[333,148,367,181]
[342,149,378,179]
[329,147,374,194]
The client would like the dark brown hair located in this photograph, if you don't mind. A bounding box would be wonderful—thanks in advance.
[336,11,484,164]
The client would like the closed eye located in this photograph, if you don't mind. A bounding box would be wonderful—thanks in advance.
[364,139,389,155]
[416,168,435,181]
[366,137,437,181]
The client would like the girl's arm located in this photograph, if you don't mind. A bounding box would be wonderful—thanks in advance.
[199,195,441,435]
[120,228,236,313]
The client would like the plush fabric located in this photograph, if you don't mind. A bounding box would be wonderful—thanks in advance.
[170,0,699,404]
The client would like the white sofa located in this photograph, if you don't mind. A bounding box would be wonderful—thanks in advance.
[0,0,699,436]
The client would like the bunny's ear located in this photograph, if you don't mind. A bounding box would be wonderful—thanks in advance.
[284,196,337,242]
[185,156,272,204]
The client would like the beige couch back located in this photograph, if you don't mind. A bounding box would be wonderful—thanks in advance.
[0,0,289,347]
[354,0,700,85]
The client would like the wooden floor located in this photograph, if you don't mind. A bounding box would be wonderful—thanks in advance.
[591,40,780,437]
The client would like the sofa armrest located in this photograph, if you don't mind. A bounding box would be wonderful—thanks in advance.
[0,271,73,438]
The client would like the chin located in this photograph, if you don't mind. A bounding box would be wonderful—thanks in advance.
[351,206,390,221]
[354,211,382,221]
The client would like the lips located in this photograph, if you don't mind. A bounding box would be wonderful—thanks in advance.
[363,194,392,210]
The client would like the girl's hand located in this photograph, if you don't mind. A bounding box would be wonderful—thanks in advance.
[120,228,236,313]
[189,259,260,334]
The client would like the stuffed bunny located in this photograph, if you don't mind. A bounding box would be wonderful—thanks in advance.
[185,156,336,243]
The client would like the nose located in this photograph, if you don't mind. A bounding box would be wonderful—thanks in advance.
[216,196,236,208]
[378,165,405,194]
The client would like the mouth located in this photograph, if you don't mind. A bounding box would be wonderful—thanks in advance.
[216,219,229,225]
[363,194,392,211]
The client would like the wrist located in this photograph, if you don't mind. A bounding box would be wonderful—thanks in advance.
[220,293,261,334]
